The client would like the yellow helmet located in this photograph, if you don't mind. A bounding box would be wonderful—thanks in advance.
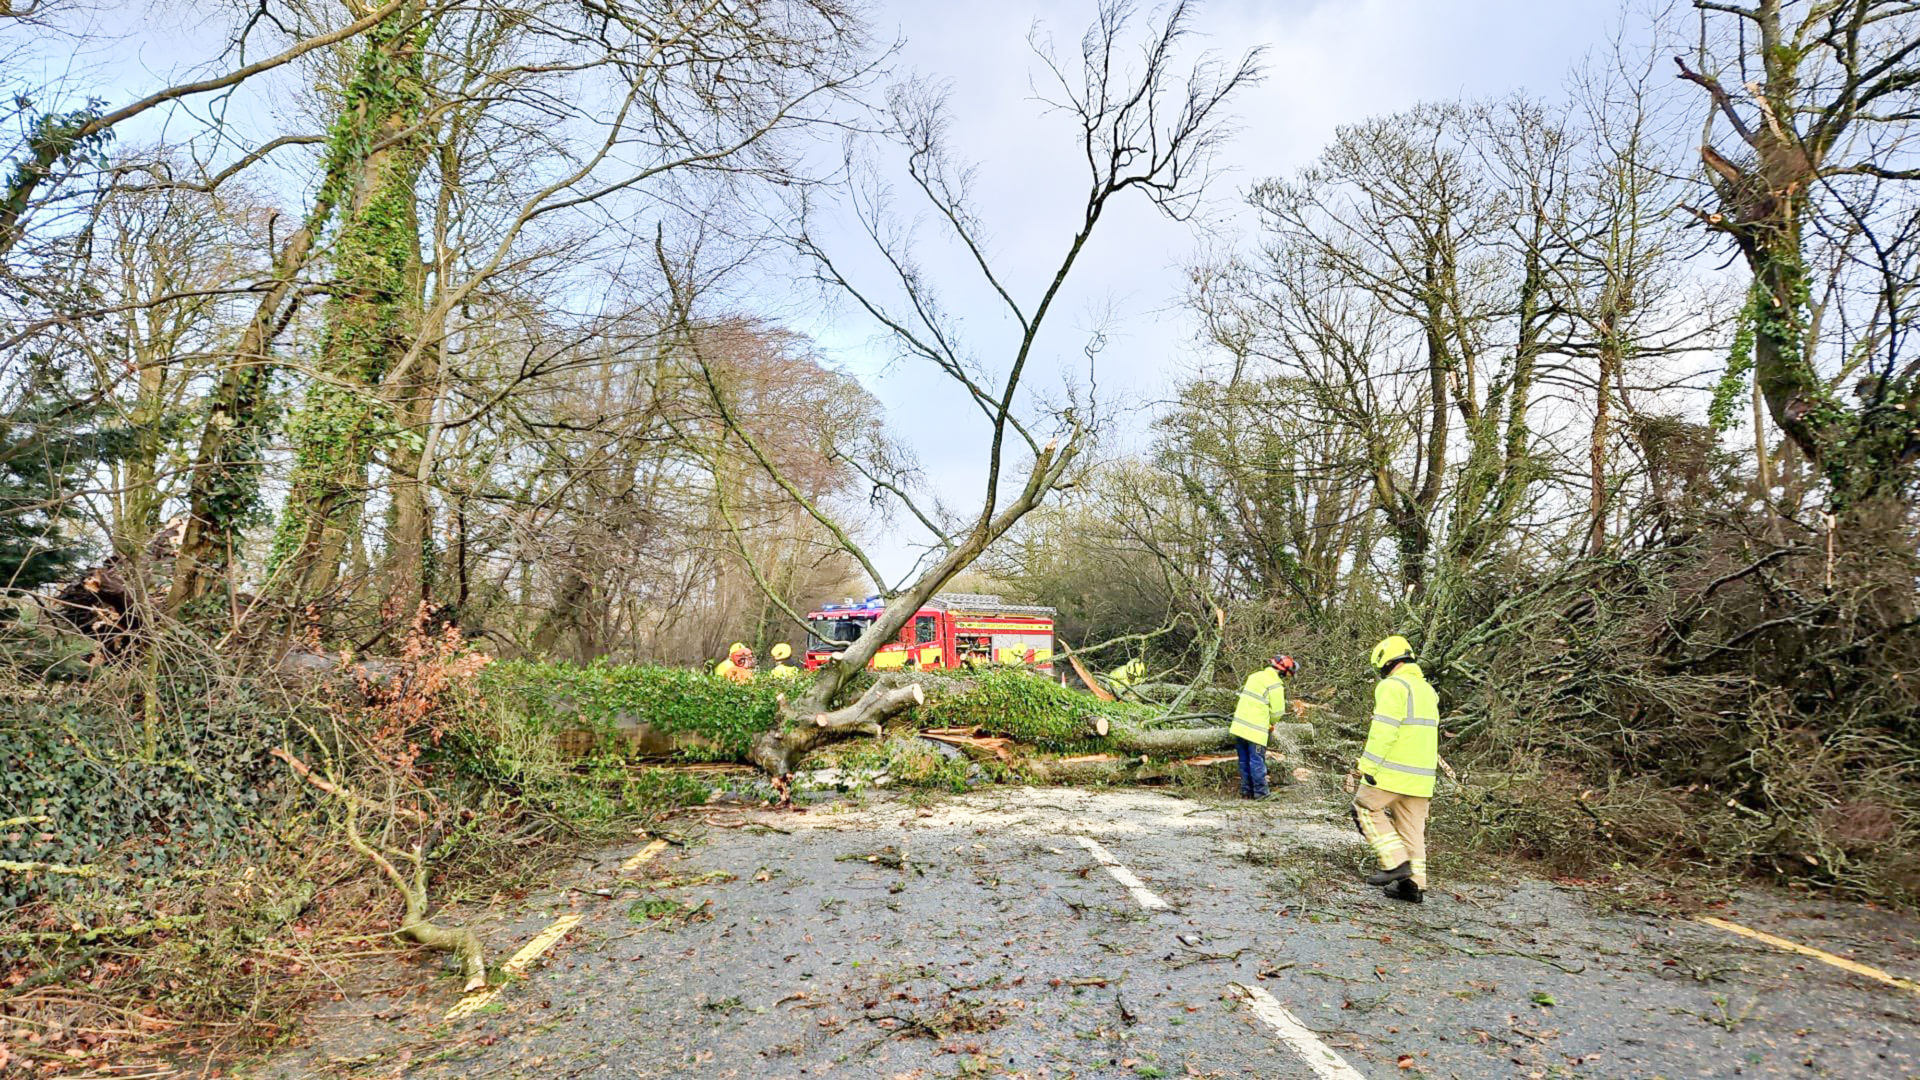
[1370,635,1413,672]
[771,643,792,660]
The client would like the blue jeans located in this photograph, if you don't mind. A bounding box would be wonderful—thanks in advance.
[1235,736,1269,798]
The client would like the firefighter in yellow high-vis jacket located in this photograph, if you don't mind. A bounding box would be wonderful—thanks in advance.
[1229,654,1296,799]
[1349,635,1440,903]
[767,642,800,679]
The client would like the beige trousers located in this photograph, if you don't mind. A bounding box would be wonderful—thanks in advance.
[1354,784,1430,887]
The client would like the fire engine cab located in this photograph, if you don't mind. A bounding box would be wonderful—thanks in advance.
[804,593,1056,674]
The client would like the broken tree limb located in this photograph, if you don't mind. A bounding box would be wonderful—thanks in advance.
[749,676,926,776]
[1057,642,1115,702]
[0,858,98,878]
[272,747,425,822]
[1027,749,1291,787]
[342,800,488,993]
[1026,754,1132,785]
[1102,722,1310,758]
[920,728,1016,762]
[276,752,487,992]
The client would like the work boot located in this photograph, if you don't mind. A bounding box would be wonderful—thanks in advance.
[1364,861,1412,886]
[1384,877,1424,904]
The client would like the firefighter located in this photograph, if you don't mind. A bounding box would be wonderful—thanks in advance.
[714,642,755,683]
[1106,658,1147,697]
[767,643,800,679]
[1228,654,1296,799]
[1349,635,1440,904]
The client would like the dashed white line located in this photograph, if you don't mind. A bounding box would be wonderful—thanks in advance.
[1233,982,1369,1080]
[1072,835,1170,911]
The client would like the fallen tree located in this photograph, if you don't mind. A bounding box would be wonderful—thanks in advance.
[277,748,486,992]
[488,661,1315,784]
[748,677,928,775]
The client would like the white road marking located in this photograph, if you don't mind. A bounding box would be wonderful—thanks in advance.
[1072,835,1170,911]
[446,914,584,1020]
[1233,982,1369,1080]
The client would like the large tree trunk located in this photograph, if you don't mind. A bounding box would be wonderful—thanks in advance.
[749,676,926,776]
[1586,322,1616,556]
[1105,722,1311,758]
[379,334,440,618]
[530,572,591,658]
[271,4,430,606]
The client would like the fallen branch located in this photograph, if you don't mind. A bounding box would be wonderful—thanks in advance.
[271,747,424,822]
[1168,946,1247,969]
[342,800,488,992]
[921,728,1016,761]
[1056,642,1116,702]
[1104,722,1310,758]
[275,751,486,991]
[0,913,205,948]
[0,858,97,878]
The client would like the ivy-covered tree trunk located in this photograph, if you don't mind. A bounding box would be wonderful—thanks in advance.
[1680,2,1920,505]
[169,190,342,613]
[271,6,430,607]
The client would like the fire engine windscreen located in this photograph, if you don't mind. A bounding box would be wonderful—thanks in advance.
[808,616,872,650]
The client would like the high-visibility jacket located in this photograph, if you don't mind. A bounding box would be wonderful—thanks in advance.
[768,662,799,680]
[1359,662,1440,797]
[1229,666,1286,746]
[1108,659,1146,688]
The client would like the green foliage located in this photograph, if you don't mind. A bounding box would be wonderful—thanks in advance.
[918,667,1148,751]
[196,363,278,545]
[0,688,286,913]
[0,98,113,235]
[476,659,789,761]
[1708,284,1762,432]
[0,359,133,589]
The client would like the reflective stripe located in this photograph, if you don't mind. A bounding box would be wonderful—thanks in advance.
[1389,677,1415,721]
[1369,712,1401,729]
[1353,799,1408,869]
[1239,689,1268,705]
[1387,676,1438,725]
[1360,751,1436,777]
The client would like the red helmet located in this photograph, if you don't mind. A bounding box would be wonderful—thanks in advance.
[1270,654,1297,677]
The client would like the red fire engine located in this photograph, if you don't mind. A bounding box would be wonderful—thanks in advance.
[804,593,1056,673]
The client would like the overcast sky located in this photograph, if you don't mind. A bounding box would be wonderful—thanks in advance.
[799,0,1631,578]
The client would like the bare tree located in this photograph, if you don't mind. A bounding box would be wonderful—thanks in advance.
[666,0,1261,774]
[1677,0,1920,503]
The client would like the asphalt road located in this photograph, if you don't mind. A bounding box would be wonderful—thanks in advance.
[252,785,1920,1079]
